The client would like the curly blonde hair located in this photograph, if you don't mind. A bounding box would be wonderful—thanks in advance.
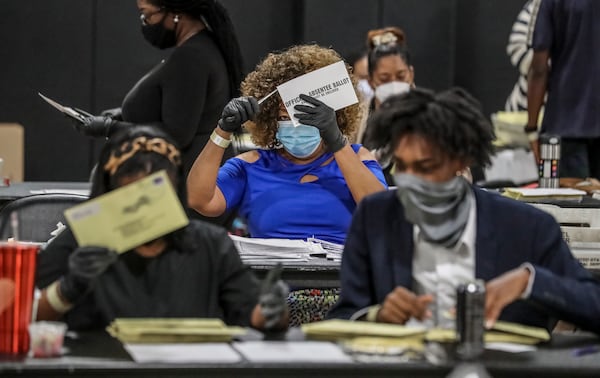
[241,44,363,148]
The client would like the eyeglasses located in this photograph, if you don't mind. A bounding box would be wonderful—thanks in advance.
[140,8,165,26]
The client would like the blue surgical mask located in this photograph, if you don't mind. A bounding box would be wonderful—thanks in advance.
[276,121,322,158]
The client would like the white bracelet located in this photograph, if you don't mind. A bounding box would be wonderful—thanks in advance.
[210,130,231,149]
[366,304,381,322]
[45,281,73,314]
[527,131,539,142]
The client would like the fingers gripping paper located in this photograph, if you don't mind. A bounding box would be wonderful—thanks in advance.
[277,61,358,126]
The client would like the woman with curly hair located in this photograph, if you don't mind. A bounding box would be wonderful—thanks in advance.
[187,44,387,245]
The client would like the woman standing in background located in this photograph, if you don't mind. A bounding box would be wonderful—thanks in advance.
[73,0,243,179]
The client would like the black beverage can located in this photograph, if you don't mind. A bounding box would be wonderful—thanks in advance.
[456,279,485,360]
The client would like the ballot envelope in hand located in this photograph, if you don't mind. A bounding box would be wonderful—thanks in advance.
[64,170,189,253]
[38,92,92,124]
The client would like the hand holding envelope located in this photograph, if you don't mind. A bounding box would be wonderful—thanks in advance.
[294,94,347,153]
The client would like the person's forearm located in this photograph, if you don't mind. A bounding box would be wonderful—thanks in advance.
[527,51,549,127]
[186,127,230,216]
[36,281,71,321]
[334,145,386,203]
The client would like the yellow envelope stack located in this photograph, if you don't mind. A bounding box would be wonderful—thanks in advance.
[107,318,246,343]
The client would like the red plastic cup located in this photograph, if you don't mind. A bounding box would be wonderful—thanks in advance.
[0,241,39,356]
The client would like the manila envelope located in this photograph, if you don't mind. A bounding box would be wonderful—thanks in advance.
[64,170,188,253]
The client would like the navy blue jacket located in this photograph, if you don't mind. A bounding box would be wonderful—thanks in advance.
[328,186,600,334]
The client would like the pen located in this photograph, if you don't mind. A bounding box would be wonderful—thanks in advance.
[258,89,278,105]
[224,90,278,123]
[572,345,600,357]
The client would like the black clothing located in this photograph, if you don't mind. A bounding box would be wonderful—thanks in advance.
[36,220,259,331]
[121,30,234,176]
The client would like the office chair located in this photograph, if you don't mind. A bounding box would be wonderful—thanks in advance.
[0,193,88,242]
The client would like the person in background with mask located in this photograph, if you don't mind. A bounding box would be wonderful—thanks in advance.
[66,0,243,226]
[187,44,387,246]
[36,125,288,331]
[344,48,373,104]
[356,26,414,149]
[327,87,600,335]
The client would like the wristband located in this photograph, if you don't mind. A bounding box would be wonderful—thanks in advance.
[46,281,74,314]
[210,129,232,149]
[366,304,381,322]
[527,131,539,142]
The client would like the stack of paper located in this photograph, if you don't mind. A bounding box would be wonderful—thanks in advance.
[302,319,550,346]
[425,320,550,345]
[302,319,426,341]
[229,235,316,263]
[308,237,344,261]
[107,318,246,343]
[503,187,586,202]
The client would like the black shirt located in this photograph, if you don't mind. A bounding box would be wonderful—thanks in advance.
[36,220,259,331]
[121,30,234,176]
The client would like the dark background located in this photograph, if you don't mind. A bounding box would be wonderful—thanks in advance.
[0,0,525,181]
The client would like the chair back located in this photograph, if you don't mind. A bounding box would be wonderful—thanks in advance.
[0,193,88,242]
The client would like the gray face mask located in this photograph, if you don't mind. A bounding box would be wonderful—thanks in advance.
[394,173,472,248]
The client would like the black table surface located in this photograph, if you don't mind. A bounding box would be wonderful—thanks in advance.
[1,329,599,378]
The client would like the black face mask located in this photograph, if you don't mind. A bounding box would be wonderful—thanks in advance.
[141,15,177,50]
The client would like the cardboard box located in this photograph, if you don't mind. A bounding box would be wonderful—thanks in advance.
[0,123,24,182]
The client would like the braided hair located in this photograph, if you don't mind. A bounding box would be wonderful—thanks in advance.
[368,87,495,167]
[150,0,243,96]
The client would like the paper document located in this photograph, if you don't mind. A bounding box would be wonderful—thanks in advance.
[107,318,246,343]
[229,235,314,263]
[503,187,586,202]
[233,341,352,363]
[38,92,92,123]
[124,343,242,364]
[277,61,358,126]
[64,170,189,253]
[228,235,343,263]
[302,319,427,341]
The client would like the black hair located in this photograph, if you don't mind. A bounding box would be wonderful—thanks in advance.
[368,87,495,167]
[343,47,368,67]
[152,0,243,96]
[367,43,412,77]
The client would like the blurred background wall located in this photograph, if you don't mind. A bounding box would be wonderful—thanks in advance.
[0,0,524,181]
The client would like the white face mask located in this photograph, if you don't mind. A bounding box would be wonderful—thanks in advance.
[374,81,411,103]
[357,79,374,102]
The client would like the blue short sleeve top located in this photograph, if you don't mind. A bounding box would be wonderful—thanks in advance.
[216,144,386,244]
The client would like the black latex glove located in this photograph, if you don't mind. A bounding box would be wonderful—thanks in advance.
[217,96,260,133]
[259,264,289,330]
[59,246,118,304]
[100,107,123,121]
[294,93,347,153]
[71,115,122,138]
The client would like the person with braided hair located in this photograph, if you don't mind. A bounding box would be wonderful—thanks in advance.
[70,0,243,182]
[328,87,600,335]
[35,125,289,331]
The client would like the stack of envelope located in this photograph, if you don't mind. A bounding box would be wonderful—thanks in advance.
[107,318,246,343]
